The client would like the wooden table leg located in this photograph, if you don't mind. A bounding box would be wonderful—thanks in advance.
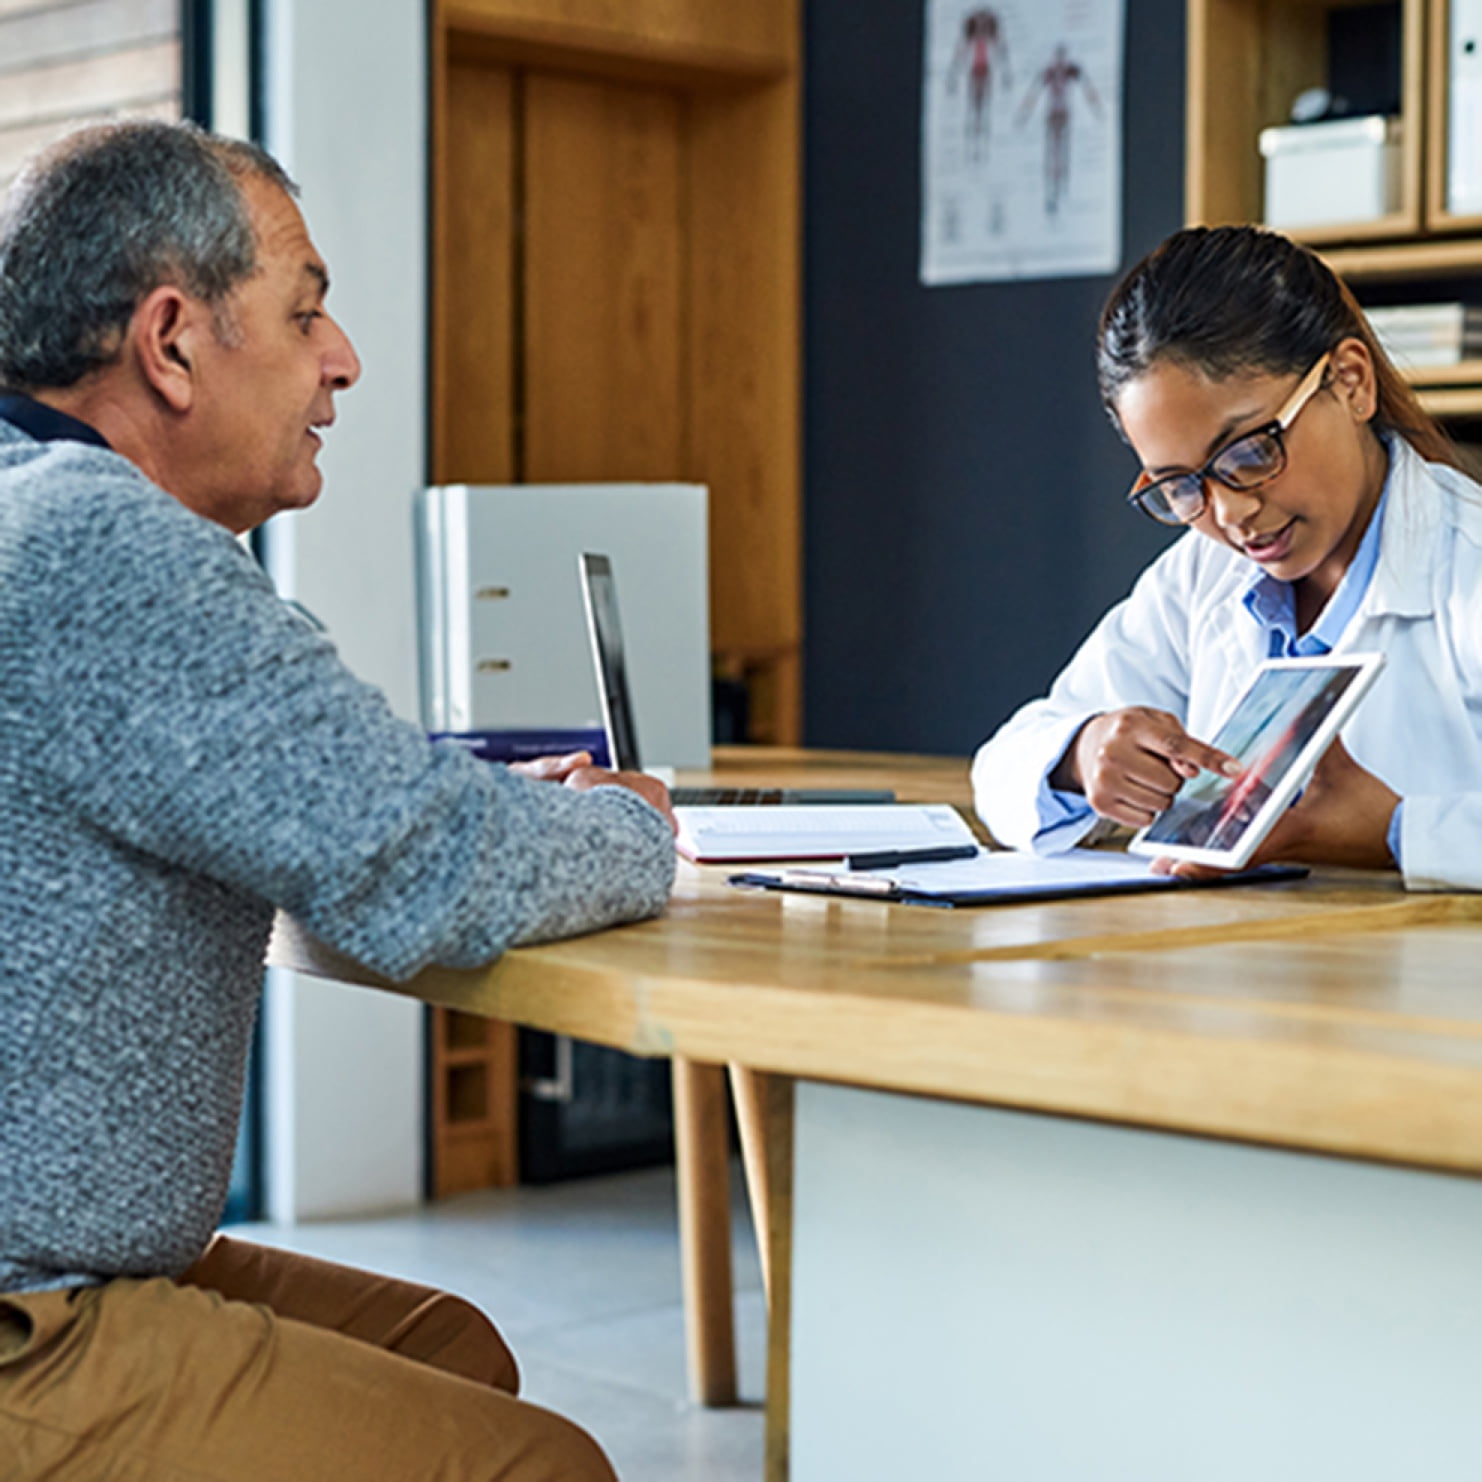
[672,1057,738,1406]
[726,1065,795,1475]
[754,1073,794,1482]
[729,1063,775,1305]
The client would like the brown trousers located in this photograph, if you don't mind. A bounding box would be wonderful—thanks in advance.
[0,1234,616,1482]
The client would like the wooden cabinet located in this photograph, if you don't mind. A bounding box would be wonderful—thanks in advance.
[426,0,802,1194]
[1187,0,1482,419]
[432,0,803,743]
[427,1003,519,1196]
[1188,0,1426,243]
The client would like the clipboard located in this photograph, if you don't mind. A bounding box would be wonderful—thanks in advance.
[728,847,1307,908]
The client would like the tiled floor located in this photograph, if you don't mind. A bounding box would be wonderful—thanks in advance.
[228,1164,766,1482]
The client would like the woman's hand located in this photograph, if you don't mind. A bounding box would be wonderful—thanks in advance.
[1159,738,1400,879]
[1052,707,1241,829]
[1248,738,1399,871]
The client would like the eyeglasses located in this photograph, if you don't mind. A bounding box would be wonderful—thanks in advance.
[1126,351,1333,527]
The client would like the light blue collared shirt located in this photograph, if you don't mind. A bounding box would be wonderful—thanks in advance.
[1039,465,1402,863]
[1240,488,1386,659]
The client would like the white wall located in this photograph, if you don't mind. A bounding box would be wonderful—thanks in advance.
[255,0,427,1221]
[792,1084,1482,1481]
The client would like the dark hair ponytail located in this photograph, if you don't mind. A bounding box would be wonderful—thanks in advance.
[1097,225,1461,470]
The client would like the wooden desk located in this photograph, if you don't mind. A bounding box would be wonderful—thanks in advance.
[271,749,1482,1480]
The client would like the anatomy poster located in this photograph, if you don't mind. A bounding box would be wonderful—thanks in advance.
[920,0,1124,284]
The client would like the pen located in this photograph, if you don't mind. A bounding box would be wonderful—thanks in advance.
[846,843,980,871]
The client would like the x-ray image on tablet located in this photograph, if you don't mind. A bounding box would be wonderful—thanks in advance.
[1128,653,1385,870]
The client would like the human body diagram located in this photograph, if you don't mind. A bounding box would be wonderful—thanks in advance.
[947,8,1012,161]
[1017,43,1103,213]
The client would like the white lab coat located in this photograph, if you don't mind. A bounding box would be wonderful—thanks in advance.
[972,436,1482,891]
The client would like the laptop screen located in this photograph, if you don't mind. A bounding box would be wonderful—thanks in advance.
[578,552,643,773]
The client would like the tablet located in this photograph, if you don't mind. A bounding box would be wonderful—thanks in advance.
[1128,653,1385,870]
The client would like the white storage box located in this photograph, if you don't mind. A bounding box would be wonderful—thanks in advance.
[1259,115,1401,230]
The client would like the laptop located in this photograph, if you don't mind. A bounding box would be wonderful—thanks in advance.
[578,552,894,806]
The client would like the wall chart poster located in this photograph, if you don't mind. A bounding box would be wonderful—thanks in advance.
[920,0,1125,285]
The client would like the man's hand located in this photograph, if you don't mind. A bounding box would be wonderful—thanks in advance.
[562,765,677,834]
[508,751,593,783]
[1052,707,1241,829]
[509,751,676,834]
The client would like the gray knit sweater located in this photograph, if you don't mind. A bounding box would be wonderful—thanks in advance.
[0,417,676,1294]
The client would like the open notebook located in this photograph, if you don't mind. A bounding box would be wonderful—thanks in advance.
[579,552,894,807]
[674,803,978,864]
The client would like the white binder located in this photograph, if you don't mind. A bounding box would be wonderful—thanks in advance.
[1450,0,1482,216]
[414,483,711,769]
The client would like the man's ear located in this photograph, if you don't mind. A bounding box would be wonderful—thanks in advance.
[130,285,208,412]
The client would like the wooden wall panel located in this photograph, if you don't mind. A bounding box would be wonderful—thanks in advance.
[433,62,517,483]
[522,74,685,482]
[689,80,801,661]
[0,0,181,195]
[0,39,179,130]
[429,49,521,1195]
[0,0,175,70]
[1185,0,1268,224]
[443,0,795,80]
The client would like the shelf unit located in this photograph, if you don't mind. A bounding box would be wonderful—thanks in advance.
[427,1007,519,1196]
[425,0,802,1196]
[1187,0,1482,411]
[1426,0,1482,236]
[432,0,803,750]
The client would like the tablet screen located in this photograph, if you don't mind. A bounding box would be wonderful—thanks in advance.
[1131,654,1384,868]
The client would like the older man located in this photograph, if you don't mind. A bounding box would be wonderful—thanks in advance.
[0,121,673,1481]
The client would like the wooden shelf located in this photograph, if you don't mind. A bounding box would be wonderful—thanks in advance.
[442,1008,489,1052]
[1293,210,1422,250]
[1187,0,1426,236]
[442,0,795,81]
[1404,359,1482,387]
[1417,386,1482,418]
[1320,237,1482,280]
[1188,0,1482,434]
[440,1046,496,1067]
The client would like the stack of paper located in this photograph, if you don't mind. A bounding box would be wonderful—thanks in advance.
[674,803,977,863]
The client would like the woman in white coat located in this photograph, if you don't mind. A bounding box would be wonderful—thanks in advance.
[972,224,1482,891]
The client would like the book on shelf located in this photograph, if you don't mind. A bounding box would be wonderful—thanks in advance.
[1364,303,1482,368]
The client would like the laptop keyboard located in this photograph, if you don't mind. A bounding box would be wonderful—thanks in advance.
[670,787,785,806]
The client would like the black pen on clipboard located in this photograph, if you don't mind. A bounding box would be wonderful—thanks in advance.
[846,843,980,872]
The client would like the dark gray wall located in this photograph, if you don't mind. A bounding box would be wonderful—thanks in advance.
[802,0,1187,755]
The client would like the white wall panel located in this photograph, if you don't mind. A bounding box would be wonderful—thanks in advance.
[259,0,426,1222]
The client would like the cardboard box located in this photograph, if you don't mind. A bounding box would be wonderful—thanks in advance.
[1259,115,1401,229]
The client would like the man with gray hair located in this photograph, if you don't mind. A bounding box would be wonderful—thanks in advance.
[0,120,674,1481]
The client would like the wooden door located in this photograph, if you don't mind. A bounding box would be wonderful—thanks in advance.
[428,0,799,1195]
[523,74,686,482]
